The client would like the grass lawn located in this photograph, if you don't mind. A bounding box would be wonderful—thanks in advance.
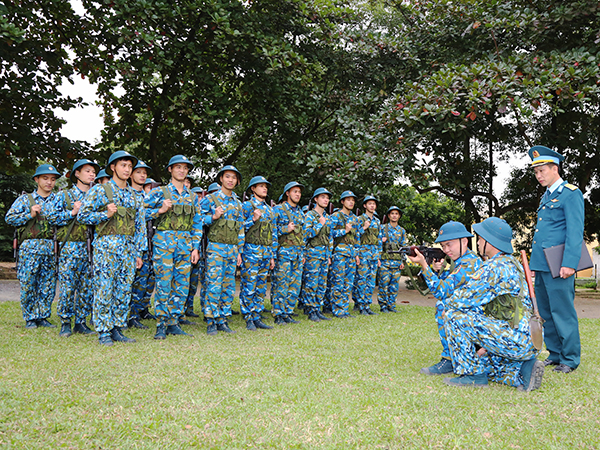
[1,299,599,449]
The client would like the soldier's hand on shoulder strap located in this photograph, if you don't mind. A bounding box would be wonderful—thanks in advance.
[213,205,224,220]
[318,215,326,226]
[106,203,118,218]
[345,222,352,233]
[363,219,371,230]
[287,222,296,232]
[31,204,42,218]
[252,208,262,221]
[158,199,172,214]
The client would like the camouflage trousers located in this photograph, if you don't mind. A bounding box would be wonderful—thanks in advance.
[240,256,270,320]
[204,251,237,325]
[300,257,329,311]
[272,256,303,317]
[353,258,378,308]
[93,250,136,333]
[436,300,451,359]
[323,266,334,310]
[185,260,204,313]
[57,254,92,324]
[153,242,192,326]
[445,308,538,387]
[330,254,356,317]
[377,264,402,311]
[130,251,155,320]
[17,249,57,322]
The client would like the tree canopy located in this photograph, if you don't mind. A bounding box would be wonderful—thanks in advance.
[1,0,599,258]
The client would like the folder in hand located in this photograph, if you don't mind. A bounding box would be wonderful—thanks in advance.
[543,244,593,278]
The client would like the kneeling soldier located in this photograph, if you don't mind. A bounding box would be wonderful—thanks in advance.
[443,218,544,391]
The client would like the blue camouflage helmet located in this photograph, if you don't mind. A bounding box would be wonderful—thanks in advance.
[143,177,156,186]
[302,205,309,213]
[435,221,474,243]
[95,168,109,181]
[167,154,194,170]
[69,159,100,183]
[362,195,378,205]
[216,165,242,186]
[528,145,565,168]
[247,175,271,191]
[283,181,304,195]
[105,150,138,176]
[32,163,60,180]
[340,190,357,201]
[277,193,284,203]
[191,187,204,194]
[312,187,332,199]
[207,182,220,194]
[133,160,152,174]
[472,217,513,254]
[386,206,402,216]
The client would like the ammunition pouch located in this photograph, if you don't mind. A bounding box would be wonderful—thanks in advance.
[333,212,356,247]
[245,220,273,246]
[96,206,136,237]
[208,218,242,245]
[279,229,303,247]
[307,224,329,248]
[484,294,527,328]
[156,202,195,232]
[18,215,53,243]
[56,221,87,242]
[361,227,379,246]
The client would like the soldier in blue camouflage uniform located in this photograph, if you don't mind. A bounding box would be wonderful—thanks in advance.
[301,188,334,322]
[95,169,110,185]
[200,166,245,335]
[126,160,153,330]
[6,164,61,329]
[78,151,146,346]
[144,155,202,339]
[196,183,220,317]
[353,195,383,315]
[183,186,205,319]
[240,176,277,330]
[45,159,99,337]
[528,146,584,374]
[443,218,544,392]
[377,206,406,313]
[329,191,362,318]
[272,182,305,325]
[407,221,482,375]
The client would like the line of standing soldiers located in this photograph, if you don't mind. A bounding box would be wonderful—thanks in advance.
[6,151,411,346]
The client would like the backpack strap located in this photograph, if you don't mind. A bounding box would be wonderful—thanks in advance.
[102,183,114,203]
[63,189,72,210]
[161,186,172,201]
[27,193,35,208]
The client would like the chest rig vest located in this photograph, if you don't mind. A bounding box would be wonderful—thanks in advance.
[333,211,357,248]
[278,204,303,247]
[306,210,330,248]
[381,224,403,260]
[17,194,53,244]
[207,194,242,245]
[96,184,136,237]
[245,198,274,246]
[360,214,379,246]
[55,189,88,243]
[156,186,195,232]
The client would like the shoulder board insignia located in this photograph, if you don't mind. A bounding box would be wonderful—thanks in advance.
[551,199,558,203]
[564,184,577,191]
[451,268,460,276]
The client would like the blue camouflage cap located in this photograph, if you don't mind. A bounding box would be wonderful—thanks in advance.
[207,182,220,194]
[247,175,270,191]
[362,195,378,205]
[33,164,60,180]
[70,159,100,183]
[340,190,357,201]
[167,154,194,170]
[435,221,473,243]
[312,187,332,199]
[472,217,513,254]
